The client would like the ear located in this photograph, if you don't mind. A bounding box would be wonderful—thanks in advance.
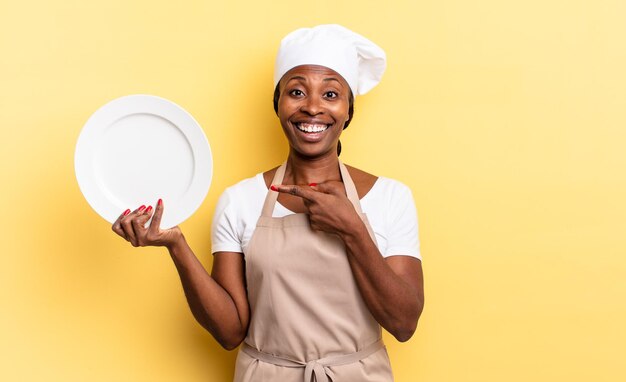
[273,83,281,115]
[343,115,351,129]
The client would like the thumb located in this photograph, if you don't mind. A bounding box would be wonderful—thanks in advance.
[149,198,164,232]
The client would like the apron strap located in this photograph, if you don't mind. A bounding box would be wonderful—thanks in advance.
[261,162,287,217]
[241,339,385,382]
[338,161,363,214]
[261,160,363,217]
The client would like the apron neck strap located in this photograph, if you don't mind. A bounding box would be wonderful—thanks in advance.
[338,161,363,214]
[261,162,287,217]
[261,160,363,217]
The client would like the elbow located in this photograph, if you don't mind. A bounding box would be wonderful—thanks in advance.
[391,320,418,343]
[220,339,242,351]
[215,331,245,351]
[199,321,246,351]
[216,325,247,351]
[395,332,414,343]
[391,300,424,343]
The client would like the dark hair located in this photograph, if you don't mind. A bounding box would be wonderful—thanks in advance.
[273,85,354,156]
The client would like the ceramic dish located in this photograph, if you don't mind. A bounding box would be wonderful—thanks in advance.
[75,94,212,229]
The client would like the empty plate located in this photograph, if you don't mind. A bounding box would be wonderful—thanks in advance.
[75,94,212,229]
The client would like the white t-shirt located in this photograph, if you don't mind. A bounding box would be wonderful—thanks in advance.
[211,173,421,260]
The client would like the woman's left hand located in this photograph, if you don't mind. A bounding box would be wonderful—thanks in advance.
[274,182,362,236]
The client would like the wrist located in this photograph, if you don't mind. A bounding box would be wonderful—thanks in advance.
[166,232,187,254]
[339,215,368,243]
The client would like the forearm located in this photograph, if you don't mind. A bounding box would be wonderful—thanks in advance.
[340,224,423,342]
[167,238,245,349]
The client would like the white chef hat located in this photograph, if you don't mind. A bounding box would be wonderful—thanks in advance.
[273,24,387,96]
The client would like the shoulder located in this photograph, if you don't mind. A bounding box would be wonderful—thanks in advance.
[213,172,268,232]
[342,164,413,200]
[212,173,268,254]
[222,172,268,198]
[357,172,421,259]
[371,176,413,195]
[364,176,415,210]
[215,172,268,215]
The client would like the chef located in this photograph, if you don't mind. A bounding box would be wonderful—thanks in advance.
[112,24,424,382]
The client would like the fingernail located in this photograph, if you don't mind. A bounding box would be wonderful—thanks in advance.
[270,185,278,192]
[157,198,162,206]
[123,209,131,216]
[138,205,146,211]
[309,183,317,187]
[146,206,153,213]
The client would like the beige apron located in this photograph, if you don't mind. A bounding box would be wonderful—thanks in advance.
[233,161,394,382]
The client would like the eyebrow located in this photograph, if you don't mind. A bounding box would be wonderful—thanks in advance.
[322,77,342,84]
[285,76,306,84]
[285,76,344,86]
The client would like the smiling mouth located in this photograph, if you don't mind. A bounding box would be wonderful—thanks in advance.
[295,123,330,133]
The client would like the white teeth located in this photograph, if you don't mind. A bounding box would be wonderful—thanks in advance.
[297,123,329,133]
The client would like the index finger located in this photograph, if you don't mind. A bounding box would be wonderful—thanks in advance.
[273,184,319,202]
[112,208,131,239]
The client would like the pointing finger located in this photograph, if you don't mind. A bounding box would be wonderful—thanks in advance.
[272,184,319,202]
[311,181,346,196]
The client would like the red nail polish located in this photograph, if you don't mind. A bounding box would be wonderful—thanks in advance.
[123,209,131,216]
[146,206,153,213]
[270,185,278,191]
[158,198,162,206]
[309,183,317,187]
[138,205,146,211]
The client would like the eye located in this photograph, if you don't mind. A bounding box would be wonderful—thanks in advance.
[324,91,338,99]
[289,89,304,97]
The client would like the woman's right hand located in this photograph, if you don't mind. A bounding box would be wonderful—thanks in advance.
[112,199,183,249]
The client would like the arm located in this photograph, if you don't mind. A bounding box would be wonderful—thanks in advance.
[275,183,424,342]
[168,241,249,350]
[341,224,424,342]
[111,201,249,350]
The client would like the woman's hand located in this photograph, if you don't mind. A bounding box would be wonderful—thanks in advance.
[111,199,182,249]
[274,182,362,237]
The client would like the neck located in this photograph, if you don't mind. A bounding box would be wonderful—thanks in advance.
[284,149,342,185]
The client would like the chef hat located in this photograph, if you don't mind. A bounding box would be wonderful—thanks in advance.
[273,24,387,96]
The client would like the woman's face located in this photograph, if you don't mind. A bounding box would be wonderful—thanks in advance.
[276,65,351,158]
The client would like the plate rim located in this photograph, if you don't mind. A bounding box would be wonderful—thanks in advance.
[75,94,212,229]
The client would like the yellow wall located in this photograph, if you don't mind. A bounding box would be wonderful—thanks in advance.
[1,0,624,381]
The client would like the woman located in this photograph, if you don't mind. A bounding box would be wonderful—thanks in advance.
[112,24,424,382]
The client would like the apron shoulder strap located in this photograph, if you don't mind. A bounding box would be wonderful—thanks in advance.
[261,162,287,217]
[339,161,363,214]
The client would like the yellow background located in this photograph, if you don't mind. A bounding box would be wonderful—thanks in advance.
[1,0,625,381]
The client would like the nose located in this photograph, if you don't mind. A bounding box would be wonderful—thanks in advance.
[300,96,323,116]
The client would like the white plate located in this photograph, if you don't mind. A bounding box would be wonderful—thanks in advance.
[75,94,212,229]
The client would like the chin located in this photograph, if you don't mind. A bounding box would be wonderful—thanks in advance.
[290,145,338,159]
